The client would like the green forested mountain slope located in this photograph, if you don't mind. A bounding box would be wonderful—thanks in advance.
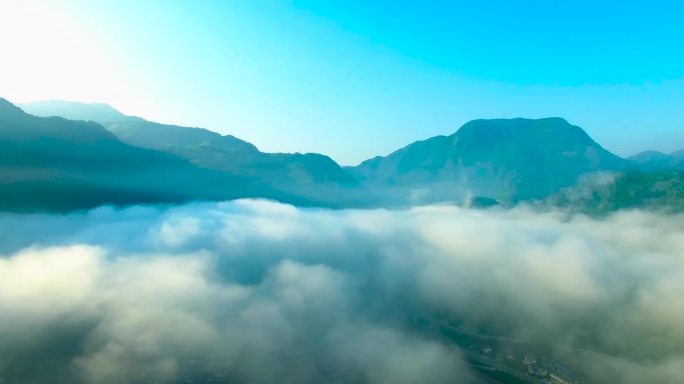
[547,170,684,214]
[349,117,629,204]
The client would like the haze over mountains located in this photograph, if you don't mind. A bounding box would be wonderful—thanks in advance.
[20,100,362,204]
[5,98,683,213]
[628,149,684,171]
[0,98,229,211]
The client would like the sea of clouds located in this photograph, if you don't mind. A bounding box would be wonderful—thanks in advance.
[1,199,683,383]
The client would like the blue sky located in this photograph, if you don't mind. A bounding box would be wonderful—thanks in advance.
[1,0,683,164]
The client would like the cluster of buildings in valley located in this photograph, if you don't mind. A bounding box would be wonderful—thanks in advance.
[465,339,586,384]
[522,353,581,384]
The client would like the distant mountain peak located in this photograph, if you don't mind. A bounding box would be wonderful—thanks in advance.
[462,116,569,126]
[629,150,670,161]
[454,117,588,140]
[457,116,570,128]
[628,148,684,171]
[638,149,667,156]
[20,99,127,123]
[18,99,261,151]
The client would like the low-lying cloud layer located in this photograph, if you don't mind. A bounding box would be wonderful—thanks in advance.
[1,200,683,383]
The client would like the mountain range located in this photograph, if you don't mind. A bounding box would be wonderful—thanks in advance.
[17,99,370,210]
[4,98,683,213]
[0,98,260,211]
[21,100,360,186]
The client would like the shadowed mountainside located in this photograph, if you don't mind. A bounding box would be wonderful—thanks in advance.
[20,100,360,195]
[1,99,369,211]
[0,98,266,211]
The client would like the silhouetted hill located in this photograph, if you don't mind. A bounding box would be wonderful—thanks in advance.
[0,98,273,211]
[19,99,127,123]
[20,100,361,199]
[5,99,372,210]
[349,117,629,204]
[108,116,258,153]
[107,118,357,187]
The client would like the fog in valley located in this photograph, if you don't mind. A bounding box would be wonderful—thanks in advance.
[1,200,682,384]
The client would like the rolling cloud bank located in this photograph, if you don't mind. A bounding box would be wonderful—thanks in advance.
[1,200,683,383]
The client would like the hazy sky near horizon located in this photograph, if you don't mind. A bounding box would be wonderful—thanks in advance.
[1,0,683,164]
